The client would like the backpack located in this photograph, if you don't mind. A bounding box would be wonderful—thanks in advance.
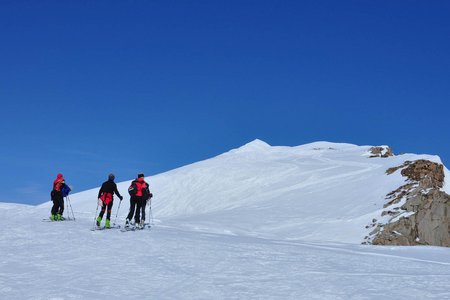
[128,181,137,196]
[61,185,71,197]
[128,180,150,199]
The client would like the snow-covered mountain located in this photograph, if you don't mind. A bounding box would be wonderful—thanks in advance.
[53,139,450,244]
[1,140,450,299]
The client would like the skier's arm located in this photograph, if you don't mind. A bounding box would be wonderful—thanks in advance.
[146,183,152,200]
[113,183,123,200]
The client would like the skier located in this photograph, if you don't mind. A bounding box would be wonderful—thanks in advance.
[97,173,123,228]
[126,173,152,229]
[50,173,70,221]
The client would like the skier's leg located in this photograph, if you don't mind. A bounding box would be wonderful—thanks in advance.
[96,201,106,226]
[106,201,113,220]
[51,199,58,216]
[99,202,106,219]
[104,201,113,228]
[126,197,136,222]
[53,193,64,220]
[59,196,64,215]
[135,197,142,224]
[141,199,146,223]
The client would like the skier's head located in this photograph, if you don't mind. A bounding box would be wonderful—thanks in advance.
[108,173,115,181]
[137,173,144,179]
[57,173,63,179]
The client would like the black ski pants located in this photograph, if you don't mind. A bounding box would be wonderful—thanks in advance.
[126,197,137,222]
[51,191,64,215]
[99,200,113,220]
[136,197,146,223]
[127,196,146,223]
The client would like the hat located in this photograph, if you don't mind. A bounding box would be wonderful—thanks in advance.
[137,173,144,178]
[108,173,115,181]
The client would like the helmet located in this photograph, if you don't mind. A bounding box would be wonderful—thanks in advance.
[137,173,144,178]
[108,173,115,181]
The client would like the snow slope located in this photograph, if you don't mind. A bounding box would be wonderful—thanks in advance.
[1,140,449,299]
[53,139,444,243]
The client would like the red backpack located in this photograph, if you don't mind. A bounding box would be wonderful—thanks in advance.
[128,180,150,199]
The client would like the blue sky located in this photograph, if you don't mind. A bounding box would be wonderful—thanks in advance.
[1,0,449,205]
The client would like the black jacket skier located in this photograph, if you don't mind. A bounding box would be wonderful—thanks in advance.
[97,173,123,228]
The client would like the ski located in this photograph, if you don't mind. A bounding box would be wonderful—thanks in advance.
[42,218,74,222]
[120,226,136,232]
[119,223,151,232]
[91,225,121,231]
[91,226,105,231]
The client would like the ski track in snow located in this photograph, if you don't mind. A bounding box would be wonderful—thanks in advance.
[1,214,450,300]
[1,141,450,299]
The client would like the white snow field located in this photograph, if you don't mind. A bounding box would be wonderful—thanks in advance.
[1,140,450,299]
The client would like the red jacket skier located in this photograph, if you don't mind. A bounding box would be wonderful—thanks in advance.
[50,173,69,221]
[126,173,152,228]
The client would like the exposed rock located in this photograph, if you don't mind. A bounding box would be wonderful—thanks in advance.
[386,161,412,175]
[369,146,393,158]
[400,160,444,188]
[366,159,450,247]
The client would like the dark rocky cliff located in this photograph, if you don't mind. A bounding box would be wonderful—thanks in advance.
[365,160,450,247]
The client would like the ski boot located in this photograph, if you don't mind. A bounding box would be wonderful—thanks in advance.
[57,214,65,221]
[125,219,130,228]
[51,214,57,221]
[96,216,102,227]
[105,219,111,229]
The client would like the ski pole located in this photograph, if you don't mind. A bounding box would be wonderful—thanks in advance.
[67,195,75,220]
[65,197,70,220]
[113,198,122,227]
[70,196,75,220]
[92,201,100,230]
[145,198,150,226]
[149,199,154,226]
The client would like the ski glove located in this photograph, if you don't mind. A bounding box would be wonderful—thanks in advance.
[119,195,123,201]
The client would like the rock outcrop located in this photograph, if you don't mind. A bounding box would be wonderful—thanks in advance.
[368,146,394,158]
[365,160,450,247]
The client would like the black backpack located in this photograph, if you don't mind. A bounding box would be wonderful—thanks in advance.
[128,181,137,196]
